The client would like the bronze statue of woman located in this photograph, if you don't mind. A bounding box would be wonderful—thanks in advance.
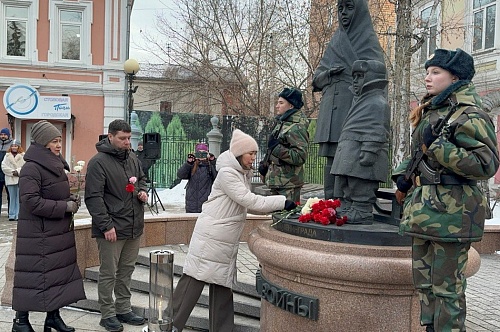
[312,0,385,200]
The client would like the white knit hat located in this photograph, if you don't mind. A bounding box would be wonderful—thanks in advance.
[230,129,258,157]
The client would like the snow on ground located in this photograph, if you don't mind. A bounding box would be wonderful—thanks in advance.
[151,180,188,214]
[155,180,187,206]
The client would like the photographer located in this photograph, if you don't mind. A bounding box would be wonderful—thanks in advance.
[176,143,217,213]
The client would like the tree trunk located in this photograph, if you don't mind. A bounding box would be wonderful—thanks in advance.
[390,0,413,168]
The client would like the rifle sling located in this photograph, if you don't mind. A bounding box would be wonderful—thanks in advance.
[416,174,477,186]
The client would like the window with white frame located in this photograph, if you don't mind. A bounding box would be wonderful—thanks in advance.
[473,0,496,51]
[60,10,82,60]
[1,0,37,60]
[49,0,92,64]
[419,5,439,64]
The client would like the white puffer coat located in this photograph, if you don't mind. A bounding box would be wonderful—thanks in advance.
[1,152,25,186]
[183,150,286,288]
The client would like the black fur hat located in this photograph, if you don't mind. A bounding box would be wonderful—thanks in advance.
[424,48,475,81]
[278,87,304,109]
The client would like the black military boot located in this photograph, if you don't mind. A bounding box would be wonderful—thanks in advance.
[12,311,35,332]
[425,325,435,332]
[44,310,75,332]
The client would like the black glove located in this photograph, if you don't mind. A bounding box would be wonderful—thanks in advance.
[258,161,269,176]
[268,137,280,150]
[396,175,413,193]
[423,124,439,148]
[187,154,195,164]
[284,200,297,211]
[66,201,79,213]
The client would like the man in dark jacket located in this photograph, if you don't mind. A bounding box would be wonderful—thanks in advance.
[85,119,148,332]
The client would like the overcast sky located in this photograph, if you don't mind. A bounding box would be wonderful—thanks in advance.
[129,0,174,63]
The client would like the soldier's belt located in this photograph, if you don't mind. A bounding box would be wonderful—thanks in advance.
[416,174,477,186]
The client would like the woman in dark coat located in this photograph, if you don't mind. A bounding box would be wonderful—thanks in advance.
[12,120,85,332]
[176,143,217,213]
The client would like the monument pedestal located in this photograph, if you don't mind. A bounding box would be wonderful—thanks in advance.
[248,220,480,332]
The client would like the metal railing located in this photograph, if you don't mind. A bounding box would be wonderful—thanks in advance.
[147,134,392,189]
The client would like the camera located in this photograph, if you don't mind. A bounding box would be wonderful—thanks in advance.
[195,151,208,159]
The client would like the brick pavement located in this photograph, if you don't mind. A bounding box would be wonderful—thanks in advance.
[464,253,500,331]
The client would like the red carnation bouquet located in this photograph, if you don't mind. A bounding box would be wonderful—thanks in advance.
[298,198,346,226]
[272,197,346,227]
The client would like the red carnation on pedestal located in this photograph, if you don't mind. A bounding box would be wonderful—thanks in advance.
[298,198,345,226]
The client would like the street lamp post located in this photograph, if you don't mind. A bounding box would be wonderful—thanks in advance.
[123,58,140,123]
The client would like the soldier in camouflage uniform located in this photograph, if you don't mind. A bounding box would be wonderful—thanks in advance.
[259,88,309,201]
[393,49,499,332]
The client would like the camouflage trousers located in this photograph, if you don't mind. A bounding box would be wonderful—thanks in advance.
[270,187,301,202]
[412,237,471,332]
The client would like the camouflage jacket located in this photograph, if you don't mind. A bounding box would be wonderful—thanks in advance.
[265,108,309,189]
[393,83,499,242]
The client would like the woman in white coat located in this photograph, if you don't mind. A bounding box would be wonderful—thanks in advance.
[1,140,25,221]
[173,129,297,332]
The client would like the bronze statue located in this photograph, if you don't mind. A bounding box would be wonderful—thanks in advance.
[331,60,390,224]
[312,0,385,200]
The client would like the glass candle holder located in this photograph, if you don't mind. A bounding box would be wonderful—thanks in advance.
[148,250,176,332]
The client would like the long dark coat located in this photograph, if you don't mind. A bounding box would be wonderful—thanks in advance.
[13,143,85,312]
[177,159,217,213]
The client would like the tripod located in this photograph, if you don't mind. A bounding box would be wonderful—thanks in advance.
[147,160,165,214]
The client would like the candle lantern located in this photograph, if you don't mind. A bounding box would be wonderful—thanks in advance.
[145,250,177,332]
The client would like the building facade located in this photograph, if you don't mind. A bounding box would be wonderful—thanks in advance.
[0,0,131,166]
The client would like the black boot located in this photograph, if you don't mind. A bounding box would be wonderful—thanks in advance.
[12,311,35,332]
[44,310,75,332]
[425,325,435,332]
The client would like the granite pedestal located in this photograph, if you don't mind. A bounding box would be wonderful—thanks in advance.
[248,216,480,332]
